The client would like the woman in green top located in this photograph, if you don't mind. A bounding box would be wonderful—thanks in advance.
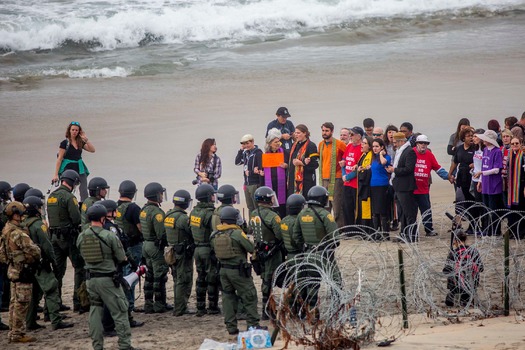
[52,121,95,201]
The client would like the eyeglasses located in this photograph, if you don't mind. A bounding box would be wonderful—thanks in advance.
[372,133,382,137]
[71,121,80,126]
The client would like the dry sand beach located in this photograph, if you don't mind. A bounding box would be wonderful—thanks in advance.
[2,2,525,348]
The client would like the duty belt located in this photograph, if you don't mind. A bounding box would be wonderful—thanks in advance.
[144,238,157,242]
[86,270,115,279]
[221,263,240,269]
[195,243,211,247]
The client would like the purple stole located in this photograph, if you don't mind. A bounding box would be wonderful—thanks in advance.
[264,148,287,204]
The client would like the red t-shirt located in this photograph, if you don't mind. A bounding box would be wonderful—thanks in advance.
[413,148,442,194]
[343,143,362,188]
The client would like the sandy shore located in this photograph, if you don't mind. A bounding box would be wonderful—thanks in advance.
[1,33,525,349]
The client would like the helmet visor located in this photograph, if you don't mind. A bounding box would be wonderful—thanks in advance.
[270,193,279,208]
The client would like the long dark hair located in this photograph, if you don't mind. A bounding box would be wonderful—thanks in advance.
[453,118,471,146]
[199,138,215,168]
[383,124,398,146]
[65,122,85,148]
[372,138,386,161]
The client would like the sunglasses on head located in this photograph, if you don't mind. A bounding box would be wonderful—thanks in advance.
[71,121,80,126]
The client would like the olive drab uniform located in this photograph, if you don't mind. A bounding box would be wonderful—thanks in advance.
[164,207,194,316]
[212,204,248,233]
[115,200,143,311]
[292,205,340,307]
[2,221,41,342]
[249,205,283,318]
[211,224,259,333]
[47,184,84,310]
[77,226,131,350]
[80,196,99,228]
[280,214,301,261]
[189,201,219,314]
[22,216,63,329]
[140,202,169,313]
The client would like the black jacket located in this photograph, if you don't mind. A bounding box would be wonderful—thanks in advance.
[393,146,417,192]
[235,146,263,186]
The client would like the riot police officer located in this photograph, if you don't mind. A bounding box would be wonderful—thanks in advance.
[249,186,283,320]
[211,206,261,335]
[23,196,74,331]
[292,186,339,308]
[190,184,220,316]
[2,201,41,343]
[212,184,245,231]
[12,183,32,202]
[81,177,110,226]
[47,169,84,312]
[115,180,143,312]
[140,182,171,314]
[77,204,138,350]
[281,194,306,261]
[164,189,195,316]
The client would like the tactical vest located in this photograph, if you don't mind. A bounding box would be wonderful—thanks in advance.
[79,229,104,263]
[115,201,141,240]
[213,229,243,260]
[250,206,278,243]
[140,203,163,241]
[164,209,189,245]
[47,187,77,228]
[280,215,298,253]
[190,204,214,244]
[298,207,327,245]
[211,205,225,231]
[80,196,98,226]
[23,217,41,243]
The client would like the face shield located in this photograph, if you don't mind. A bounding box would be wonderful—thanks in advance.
[100,187,110,199]
[158,188,167,204]
[270,192,279,208]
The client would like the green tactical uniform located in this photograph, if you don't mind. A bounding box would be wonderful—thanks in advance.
[23,216,63,328]
[47,185,84,310]
[249,205,283,317]
[164,207,194,316]
[77,226,131,350]
[140,202,169,313]
[80,196,99,227]
[280,214,301,261]
[189,201,219,314]
[292,204,340,307]
[211,224,259,333]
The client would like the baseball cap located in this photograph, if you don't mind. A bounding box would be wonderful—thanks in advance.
[350,126,364,137]
[276,107,291,118]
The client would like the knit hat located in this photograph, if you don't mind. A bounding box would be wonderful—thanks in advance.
[393,132,407,141]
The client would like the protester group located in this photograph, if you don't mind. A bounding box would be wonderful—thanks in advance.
[1,109,525,349]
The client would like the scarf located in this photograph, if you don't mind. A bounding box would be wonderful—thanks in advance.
[264,148,287,204]
[390,141,410,184]
[318,138,338,200]
[507,149,523,207]
[290,140,310,194]
[357,151,373,220]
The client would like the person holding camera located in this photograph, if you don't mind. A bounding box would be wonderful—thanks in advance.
[193,138,222,190]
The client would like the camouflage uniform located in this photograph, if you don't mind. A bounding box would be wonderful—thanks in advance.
[2,221,41,342]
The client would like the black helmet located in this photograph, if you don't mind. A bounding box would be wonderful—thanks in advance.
[286,194,306,215]
[118,180,137,198]
[254,186,275,204]
[13,183,32,202]
[24,188,45,200]
[220,206,239,225]
[195,184,215,203]
[307,186,329,207]
[173,189,192,209]
[99,199,118,213]
[144,182,166,203]
[60,170,80,187]
[217,184,238,204]
[23,196,44,216]
[5,201,26,217]
[86,204,107,222]
[88,177,109,197]
[0,181,13,201]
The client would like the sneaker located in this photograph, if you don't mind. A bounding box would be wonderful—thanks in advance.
[425,231,438,237]
[10,335,37,343]
[52,322,74,330]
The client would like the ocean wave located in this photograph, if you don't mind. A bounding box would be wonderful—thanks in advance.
[41,67,132,79]
[1,0,524,52]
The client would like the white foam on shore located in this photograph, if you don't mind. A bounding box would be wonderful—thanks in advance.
[1,0,523,52]
[41,67,131,79]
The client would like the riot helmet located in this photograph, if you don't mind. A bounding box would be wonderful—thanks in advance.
[220,206,240,225]
[173,189,192,210]
[216,184,239,205]
[99,199,118,218]
[86,204,108,222]
[286,194,306,215]
[195,184,215,203]
[23,196,44,216]
[0,181,13,201]
[118,180,137,199]
[5,201,26,218]
[88,177,110,198]
[307,186,329,207]
[60,170,80,188]
[24,188,45,200]
[144,182,166,203]
[254,186,278,207]
[13,183,32,202]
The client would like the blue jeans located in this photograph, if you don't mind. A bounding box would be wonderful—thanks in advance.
[414,193,433,233]
[122,242,143,310]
